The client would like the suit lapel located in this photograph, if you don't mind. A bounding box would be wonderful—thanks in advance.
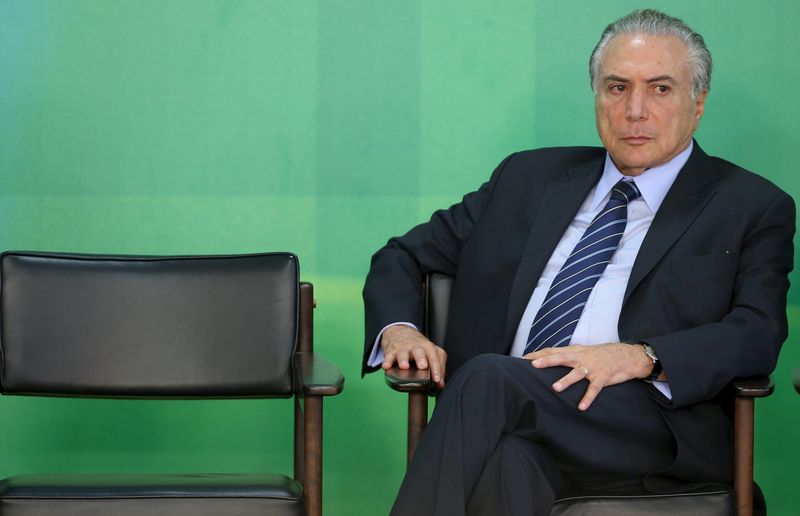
[502,158,603,348]
[622,143,722,308]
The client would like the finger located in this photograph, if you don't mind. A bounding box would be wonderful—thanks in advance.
[437,347,447,367]
[531,345,588,361]
[427,353,442,386]
[411,347,430,370]
[421,346,442,383]
[381,349,397,370]
[523,348,556,360]
[578,381,604,411]
[427,347,443,386]
[552,366,589,392]
[396,350,411,369]
[434,347,447,387]
[531,352,572,369]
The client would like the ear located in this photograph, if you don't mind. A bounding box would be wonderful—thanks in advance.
[694,90,708,120]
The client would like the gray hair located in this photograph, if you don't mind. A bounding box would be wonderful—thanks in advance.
[589,9,712,99]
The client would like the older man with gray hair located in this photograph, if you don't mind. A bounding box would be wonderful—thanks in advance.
[362,9,794,516]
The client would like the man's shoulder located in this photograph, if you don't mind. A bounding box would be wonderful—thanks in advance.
[704,152,791,201]
[493,146,605,183]
[510,146,606,166]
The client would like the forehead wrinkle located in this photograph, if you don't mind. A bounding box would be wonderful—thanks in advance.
[645,75,676,83]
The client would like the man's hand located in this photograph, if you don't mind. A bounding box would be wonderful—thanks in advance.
[381,325,447,388]
[523,343,654,411]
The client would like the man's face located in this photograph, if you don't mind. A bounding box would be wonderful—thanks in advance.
[594,33,707,176]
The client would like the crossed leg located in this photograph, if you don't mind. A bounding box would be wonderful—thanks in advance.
[390,353,674,516]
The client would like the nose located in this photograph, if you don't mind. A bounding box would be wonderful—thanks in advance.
[625,88,648,121]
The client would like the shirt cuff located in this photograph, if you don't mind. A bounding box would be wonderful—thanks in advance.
[366,322,420,368]
[652,379,672,399]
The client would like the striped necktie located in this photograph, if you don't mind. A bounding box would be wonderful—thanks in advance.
[523,179,641,354]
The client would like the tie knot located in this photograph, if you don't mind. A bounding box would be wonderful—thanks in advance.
[611,180,641,204]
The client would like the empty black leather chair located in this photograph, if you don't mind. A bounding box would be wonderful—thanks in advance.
[0,251,343,516]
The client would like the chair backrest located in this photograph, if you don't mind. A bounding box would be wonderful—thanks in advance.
[0,252,299,398]
[424,272,453,346]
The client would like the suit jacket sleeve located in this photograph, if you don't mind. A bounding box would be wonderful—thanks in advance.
[645,188,795,409]
[361,153,516,375]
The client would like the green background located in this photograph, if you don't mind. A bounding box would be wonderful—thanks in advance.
[1,0,798,514]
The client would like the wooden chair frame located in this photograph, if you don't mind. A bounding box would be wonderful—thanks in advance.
[296,282,345,516]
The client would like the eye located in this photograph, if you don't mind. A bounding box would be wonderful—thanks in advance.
[653,84,670,94]
[609,84,627,93]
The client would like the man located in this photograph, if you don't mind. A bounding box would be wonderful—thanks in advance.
[362,9,794,516]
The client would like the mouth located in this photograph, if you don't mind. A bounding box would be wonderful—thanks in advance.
[621,136,653,145]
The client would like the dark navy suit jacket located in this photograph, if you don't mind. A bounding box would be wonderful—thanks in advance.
[362,142,795,489]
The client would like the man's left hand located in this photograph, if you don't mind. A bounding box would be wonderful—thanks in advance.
[523,344,654,411]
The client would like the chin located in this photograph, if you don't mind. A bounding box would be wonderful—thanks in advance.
[615,156,655,175]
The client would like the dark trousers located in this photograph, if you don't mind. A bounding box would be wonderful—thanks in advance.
[390,354,675,516]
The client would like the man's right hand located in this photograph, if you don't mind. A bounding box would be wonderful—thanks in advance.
[381,325,447,388]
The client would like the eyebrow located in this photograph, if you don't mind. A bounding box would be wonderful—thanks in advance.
[603,74,677,84]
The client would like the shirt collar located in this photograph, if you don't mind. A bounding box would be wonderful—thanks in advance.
[591,141,693,213]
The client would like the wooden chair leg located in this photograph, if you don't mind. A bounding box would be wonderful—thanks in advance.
[734,396,754,516]
[294,396,304,485]
[304,395,323,516]
[407,392,428,465]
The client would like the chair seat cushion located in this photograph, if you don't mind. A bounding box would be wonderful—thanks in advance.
[551,488,732,516]
[0,473,303,516]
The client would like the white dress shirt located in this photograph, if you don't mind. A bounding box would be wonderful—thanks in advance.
[370,142,694,399]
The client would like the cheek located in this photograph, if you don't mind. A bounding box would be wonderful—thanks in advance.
[595,118,612,144]
[595,107,615,132]
[599,103,626,126]
[666,103,697,133]
[663,115,694,141]
[599,121,624,147]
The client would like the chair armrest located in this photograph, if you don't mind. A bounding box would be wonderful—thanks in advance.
[294,352,345,396]
[732,375,774,398]
[793,369,800,395]
[385,366,437,393]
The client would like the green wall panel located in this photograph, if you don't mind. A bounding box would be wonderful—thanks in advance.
[0,0,317,197]
[1,1,799,514]
[419,0,537,197]
[317,1,420,197]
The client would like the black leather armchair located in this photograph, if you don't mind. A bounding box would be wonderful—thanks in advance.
[0,251,344,516]
[386,272,771,516]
